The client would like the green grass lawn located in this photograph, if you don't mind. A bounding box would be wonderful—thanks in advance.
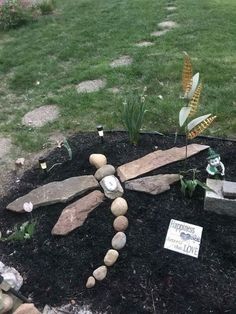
[0,0,236,152]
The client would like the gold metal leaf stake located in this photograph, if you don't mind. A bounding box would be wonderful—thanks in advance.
[189,83,202,117]
[187,115,217,139]
[182,52,193,94]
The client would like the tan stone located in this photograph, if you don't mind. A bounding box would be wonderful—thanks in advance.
[0,293,13,312]
[113,216,129,232]
[111,197,128,216]
[117,144,209,182]
[100,175,124,199]
[125,174,180,195]
[93,266,107,281]
[13,303,41,314]
[89,154,107,169]
[104,249,119,266]
[86,276,96,288]
[7,175,99,213]
[51,190,105,235]
[111,232,127,250]
[94,164,115,181]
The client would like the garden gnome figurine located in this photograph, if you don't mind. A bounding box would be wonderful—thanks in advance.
[206,148,225,178]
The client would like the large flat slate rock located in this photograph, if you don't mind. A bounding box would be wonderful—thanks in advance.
[204,179,236,217]
[117,144,209,182]
[51,190,105,235]
[125,174,180,195]
[7,176,99,213]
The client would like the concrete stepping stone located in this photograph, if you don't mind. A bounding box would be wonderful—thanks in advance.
[0,137,12,159]
[204,179,236,216]
[110,55,133,68]
[76,79,106,93]
[51,190,104,235]
[151,30,169,37]
[125,174,180,195]
[166,6,177,11]
[134,41,154,47]
[158,21,178,30]
[22,105,59,128]
[117,144,209,182]
[7,175,99,212]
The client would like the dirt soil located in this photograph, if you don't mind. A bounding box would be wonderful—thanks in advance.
[0,132,236,314]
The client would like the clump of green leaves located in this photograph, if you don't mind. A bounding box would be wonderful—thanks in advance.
[180,169,214,197]
[37,0,54,15]
[0,0,35,30]
[121,87,147,145]
[0,220,36,242]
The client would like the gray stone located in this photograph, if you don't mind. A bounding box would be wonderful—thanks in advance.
[7,175,99,212]
[94,164,116,181]
[100,175,124,199]
[110,55,133,68]
[51,190,104,235]
[151,30,169,37]
[135,41,154,47]
[76,79,106,93]
[22,105,59,128]
[223,180,236,199]
[117,144,209,182]
[204,179,236,216]
[158,21,178,29]
[111,232,127,250]
[125,174,180,195]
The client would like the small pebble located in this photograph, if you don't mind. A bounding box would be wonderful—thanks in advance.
[113,216,129,231]
[86,276,96,288]
[89,154,107,169]
[111,197,128,216]
[104,249,119,266]
[93,266,107,281]
[112,232,127,250]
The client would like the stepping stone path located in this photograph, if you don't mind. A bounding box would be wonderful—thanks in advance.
[134,41,154,47]
[110,55,133,68]
[7,175,99,212]
[51,190,105,235]
[0,137,12,159]
[117,144,209,182]
[76,79,106,93]
[125,174,180,195]
[22,105,59,128]
[158,21,178,30]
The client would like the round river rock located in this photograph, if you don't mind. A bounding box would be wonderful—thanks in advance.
[86,276,96,288]
[113,216,129,232]
[111,232,127,250]
[93,266,107,281]
[111,197,128,216]
[104,249,119,266]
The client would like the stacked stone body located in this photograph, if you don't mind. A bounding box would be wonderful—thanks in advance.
[86,154,128,288]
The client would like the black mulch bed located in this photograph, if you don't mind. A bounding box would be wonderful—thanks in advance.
[0,132,236,314]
